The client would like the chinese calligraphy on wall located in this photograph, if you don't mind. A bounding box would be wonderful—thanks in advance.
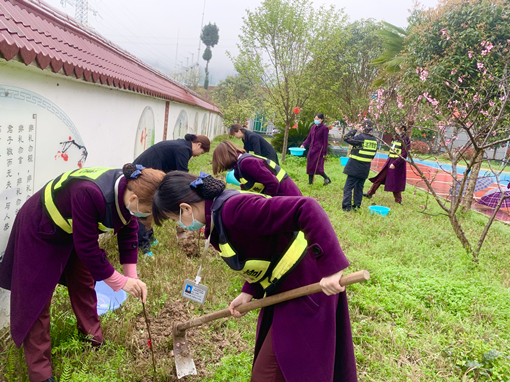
[0,121,36,262]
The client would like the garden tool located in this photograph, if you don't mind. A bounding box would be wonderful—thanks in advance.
[142,302,157,379]
[172,269,370,379]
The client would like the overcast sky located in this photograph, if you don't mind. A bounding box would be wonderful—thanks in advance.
[44,0,439,85]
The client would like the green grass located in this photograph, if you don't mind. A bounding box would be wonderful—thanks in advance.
[1,135,509,381]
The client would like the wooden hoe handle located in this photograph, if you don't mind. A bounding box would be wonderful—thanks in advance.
[176,270,369,333]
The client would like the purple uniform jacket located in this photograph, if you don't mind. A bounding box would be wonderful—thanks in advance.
[233,156,302,197]
[204,194,357,382]
[0,177,138,347]
[369,134,411,192]
[302,123,329,176]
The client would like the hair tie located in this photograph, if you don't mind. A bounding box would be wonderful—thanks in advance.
[131,164,145,178]
[190,171,210,188]
[123,163,145,179]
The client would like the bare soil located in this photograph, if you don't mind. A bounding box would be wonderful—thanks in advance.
[133,299,247,381]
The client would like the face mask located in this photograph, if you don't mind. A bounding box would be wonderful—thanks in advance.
[178,209,205,231]
[314,120,321,125]
[126,199,151,218]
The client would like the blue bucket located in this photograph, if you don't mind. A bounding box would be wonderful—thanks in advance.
[369,205,391,216]
[226,170,240,186]
[95,281,127,315]
[340,157,349,166]
[289,147,305,156]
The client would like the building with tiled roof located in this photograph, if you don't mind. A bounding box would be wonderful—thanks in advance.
[0,0,224,327]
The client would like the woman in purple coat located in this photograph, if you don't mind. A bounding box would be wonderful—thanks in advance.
[212,141,302,196]
[0,164,164,382]
[365,125,411,204]
[152,172,357,382]
[300,113,332,185]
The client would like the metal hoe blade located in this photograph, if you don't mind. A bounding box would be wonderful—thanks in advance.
[173,324,197,379]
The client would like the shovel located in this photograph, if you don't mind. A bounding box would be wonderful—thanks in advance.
[172,269,370,379]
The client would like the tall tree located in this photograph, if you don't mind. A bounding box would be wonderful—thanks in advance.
[403,0,510,211]
[201,23,220,89]
[211,75,262,126]
[231,0,346,163]
[329,19,384,125]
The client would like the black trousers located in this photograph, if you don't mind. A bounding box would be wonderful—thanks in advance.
[137,221,154,253]
[342,175,366,211]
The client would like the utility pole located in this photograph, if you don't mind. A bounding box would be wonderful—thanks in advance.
[175,28,179,69]
[60,0,98,26]
[75,0,87,25]
[197,0,206,65]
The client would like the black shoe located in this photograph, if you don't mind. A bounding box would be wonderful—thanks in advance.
[43,378,57,382]
[363,193,372,199]
[323,178,331,186]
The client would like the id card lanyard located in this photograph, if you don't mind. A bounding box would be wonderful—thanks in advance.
[180,219,214,305]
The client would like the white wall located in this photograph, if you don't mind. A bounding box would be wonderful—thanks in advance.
[0,59,222,328]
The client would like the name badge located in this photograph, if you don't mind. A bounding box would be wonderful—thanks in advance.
[181,279,209,305]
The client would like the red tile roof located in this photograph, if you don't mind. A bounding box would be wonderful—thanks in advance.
[0,0,221,113]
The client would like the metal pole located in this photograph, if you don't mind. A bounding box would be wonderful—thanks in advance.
[197,0,206,63]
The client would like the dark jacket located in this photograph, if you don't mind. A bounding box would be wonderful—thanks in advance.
[233,155,302,197]
[369,134,411,192]
[204,194,357,382]
[242,130,279,164]
[343,130,377,179]
[302,123,329,176]
[0,177,137,347]
[134,139,192,172]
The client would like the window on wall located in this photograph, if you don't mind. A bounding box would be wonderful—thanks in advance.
[201,114,207,136]
[193,113,199,134]
[173,110,188,140]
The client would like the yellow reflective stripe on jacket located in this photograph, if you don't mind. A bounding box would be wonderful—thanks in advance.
[389,141,402,158]
[267,231,307,283]
[54,167,113,190]
[219,243,237,258]
[43,167,118,234]
[44,182,73,234]
[240,260,271,283]
[349,154,374,162]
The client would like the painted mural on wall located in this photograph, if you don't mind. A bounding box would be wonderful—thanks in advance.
[0,85,87,261]
[134,106,156,159]
[173,109,188,139]
[0,85,85,328]
[201,114,207,136]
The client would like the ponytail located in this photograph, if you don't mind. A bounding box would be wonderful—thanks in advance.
[152,171,225,226]
[185,134,211,153]
[122,163,165,205]
[212,141,245,175]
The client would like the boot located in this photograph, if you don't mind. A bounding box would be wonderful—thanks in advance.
[363,193,372,199]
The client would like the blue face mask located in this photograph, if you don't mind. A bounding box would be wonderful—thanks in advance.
[126,199,151,218]
[314,120,321,125]
[178,209,205,231]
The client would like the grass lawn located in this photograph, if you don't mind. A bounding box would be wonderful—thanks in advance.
[1,135,510,381]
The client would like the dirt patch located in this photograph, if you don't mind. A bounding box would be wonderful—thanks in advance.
[133,299,244,381]
[177,231,203,258]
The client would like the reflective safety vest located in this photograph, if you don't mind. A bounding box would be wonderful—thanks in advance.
[236,153,288,193]
[349,138,378,162]
[389,139,402,158]
[211,189,308,292]
[41,167,126,234]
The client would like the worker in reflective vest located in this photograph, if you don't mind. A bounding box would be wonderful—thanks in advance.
[342,119,378,211]
[0,164,164,382]
[366,125,411,204]
[151,171,357,382]
[212,141,302,196]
